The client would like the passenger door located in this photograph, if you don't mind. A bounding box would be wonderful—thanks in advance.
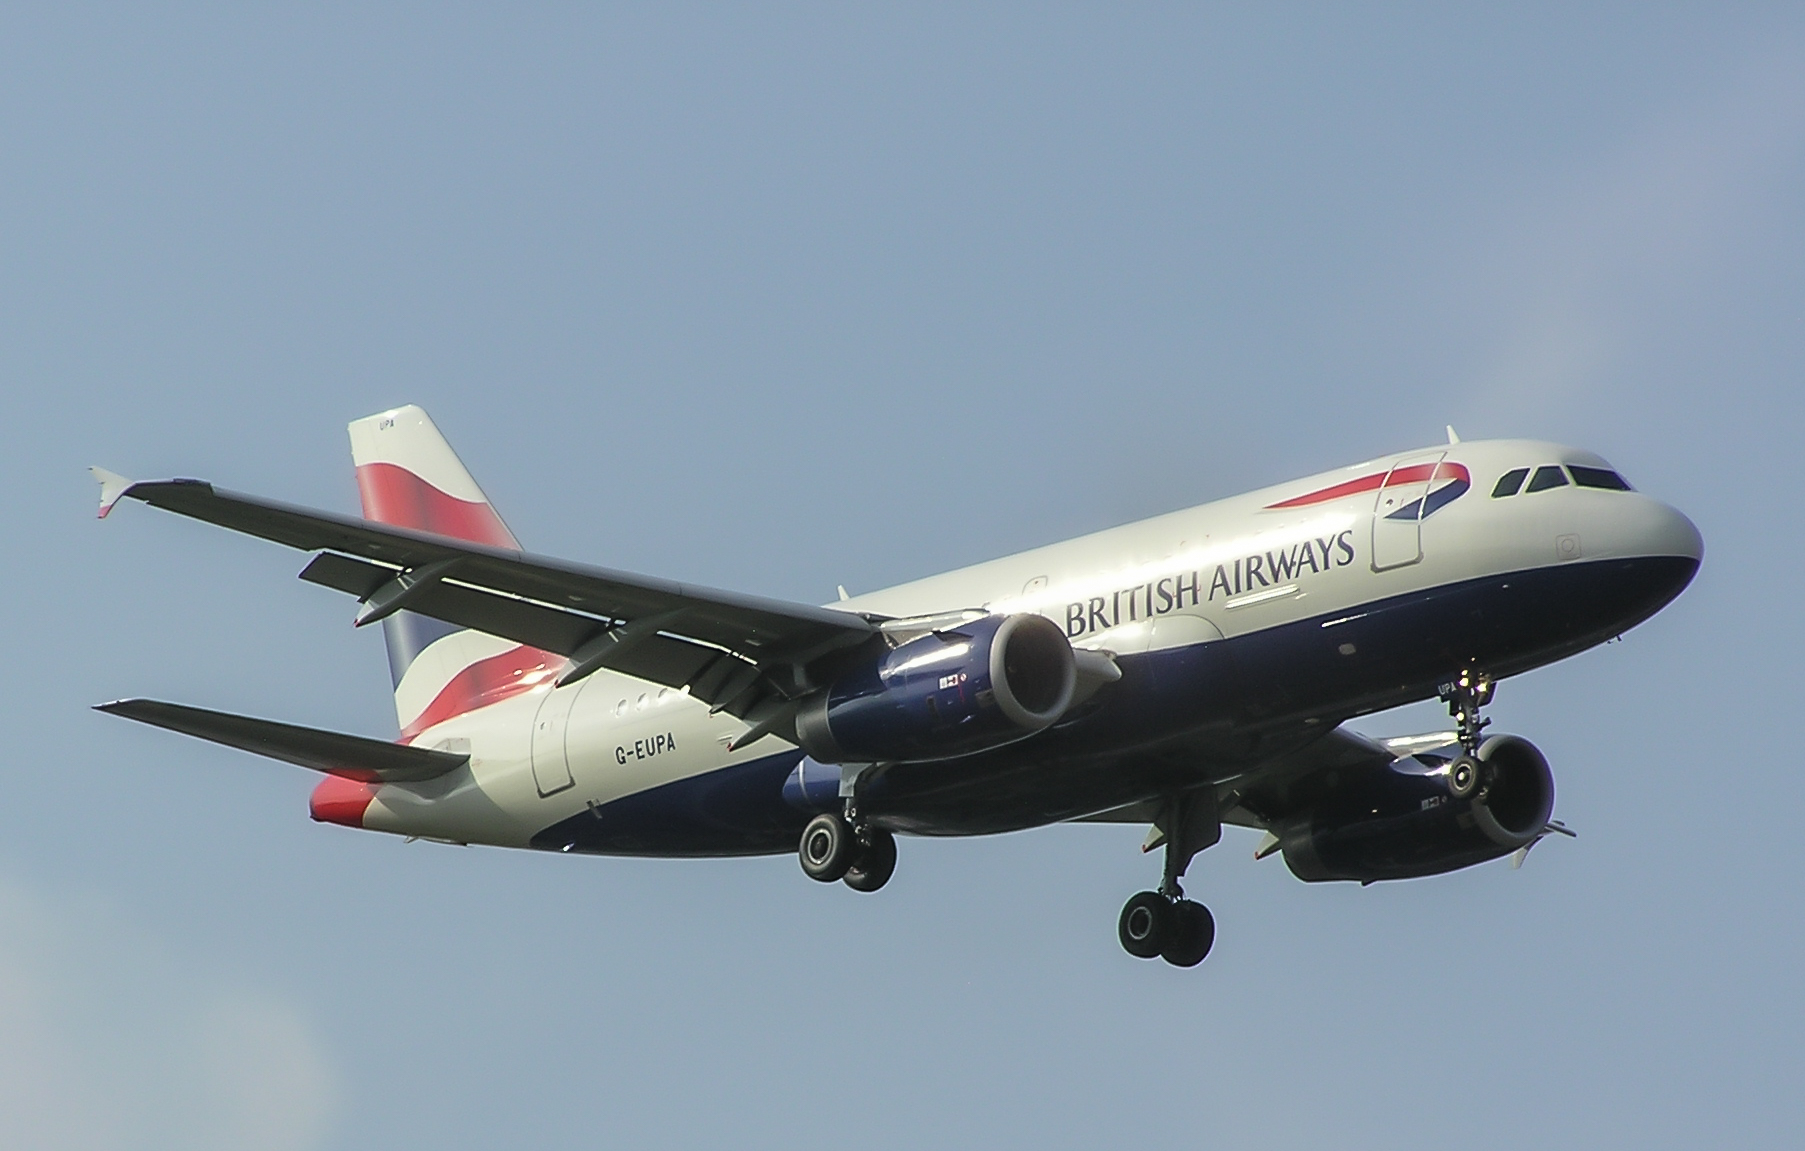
[530,685,580,796]
[1370,452,1446,571]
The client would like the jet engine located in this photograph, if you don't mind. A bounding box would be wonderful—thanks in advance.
[794,613,1077,764]
[1277,735,1555,883]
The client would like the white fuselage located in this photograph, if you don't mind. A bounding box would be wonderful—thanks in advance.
[358,439,1701,851]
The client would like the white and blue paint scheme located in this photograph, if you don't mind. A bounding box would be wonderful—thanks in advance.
[92,408,1701,966]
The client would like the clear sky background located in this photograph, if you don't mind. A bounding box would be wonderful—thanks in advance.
[1,6,1799,1148]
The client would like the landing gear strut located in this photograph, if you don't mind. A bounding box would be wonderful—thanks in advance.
[1117,789,1220,967]
[1440,671,1494,799]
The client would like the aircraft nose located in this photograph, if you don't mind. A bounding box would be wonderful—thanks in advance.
[1646,498,1704,563]
[1613,498,1703,625]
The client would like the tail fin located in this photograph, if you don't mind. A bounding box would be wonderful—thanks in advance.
[349,405,520,550]
[348,406,561,740]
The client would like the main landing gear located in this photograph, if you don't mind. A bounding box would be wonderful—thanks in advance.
[1118,789,1220,968]
[1119,891,1215,967]
[798,810,897,893]
[1440,670,1494,800]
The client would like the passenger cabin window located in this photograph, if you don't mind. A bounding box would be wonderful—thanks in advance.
[1569,465,1632,491]
[1492,468,1529,497]
[1525,465,1569,493]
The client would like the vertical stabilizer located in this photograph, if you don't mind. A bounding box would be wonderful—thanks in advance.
[349,405,520,550]
[348,406,561,739]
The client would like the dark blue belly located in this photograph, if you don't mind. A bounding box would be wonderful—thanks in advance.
[533,554,1697,854]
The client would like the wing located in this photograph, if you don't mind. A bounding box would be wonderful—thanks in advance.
[1213,725,1406,830]
[95,474,878,721]
[96,699,469,783]
[1073,725,1419,832]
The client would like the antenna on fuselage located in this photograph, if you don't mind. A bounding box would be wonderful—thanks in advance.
[1446,425,1461,445]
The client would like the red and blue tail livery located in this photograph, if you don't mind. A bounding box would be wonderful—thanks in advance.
[93,413,1700,968]
[347,406,565,744]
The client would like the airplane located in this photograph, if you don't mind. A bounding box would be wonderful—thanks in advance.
[91,406,1701,967]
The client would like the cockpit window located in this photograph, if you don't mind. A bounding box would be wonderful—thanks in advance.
[1525,465,1569,493]
[1491,468,1529,498]
[1569,465,1632,491]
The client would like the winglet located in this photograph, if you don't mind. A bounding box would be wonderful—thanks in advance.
[90,467,136,519]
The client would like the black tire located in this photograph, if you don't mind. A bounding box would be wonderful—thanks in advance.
[1160,900,1216,968]
[843,829,898,893]
[799,812,855,882]
[1447,755,1481,799]
[1117,891,1170,959]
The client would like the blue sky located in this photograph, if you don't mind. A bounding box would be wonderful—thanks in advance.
[1,6,1800,1148]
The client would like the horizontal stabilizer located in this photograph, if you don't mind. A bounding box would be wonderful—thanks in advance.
[95,699,468,783]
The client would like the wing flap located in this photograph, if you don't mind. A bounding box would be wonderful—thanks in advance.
[96,699,469,783]
[297,551,393,599]
[396,578,603,656]
[296,550,763,707]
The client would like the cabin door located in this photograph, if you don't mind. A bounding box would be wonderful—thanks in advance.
[1370,452,1446,571]
[530,685,580,796]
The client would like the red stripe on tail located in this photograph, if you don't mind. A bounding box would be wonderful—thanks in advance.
[400,643,565,743]
[355,461,519,549]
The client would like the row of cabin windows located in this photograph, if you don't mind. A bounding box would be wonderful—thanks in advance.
[613,688,673,716]
[1492,464,1632,498]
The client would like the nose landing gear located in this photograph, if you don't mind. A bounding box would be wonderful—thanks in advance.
[1117,789,1221,968]
[1440,671,1495,799]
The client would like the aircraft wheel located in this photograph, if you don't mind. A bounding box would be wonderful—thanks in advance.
[1447,755,1481,799]
[1161,900,1215,968]
[843,829,897,893]
[799,812,856,882]
[1117,891,1170,959]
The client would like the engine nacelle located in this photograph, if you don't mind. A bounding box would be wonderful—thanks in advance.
[1279,734,1555,883]
[795,613,1077,764]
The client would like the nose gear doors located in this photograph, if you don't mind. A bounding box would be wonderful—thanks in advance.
[1371,451,1447,571]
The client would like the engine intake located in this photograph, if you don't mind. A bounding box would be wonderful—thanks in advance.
[795,613,1076,764]
[1279,734,1555,883]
